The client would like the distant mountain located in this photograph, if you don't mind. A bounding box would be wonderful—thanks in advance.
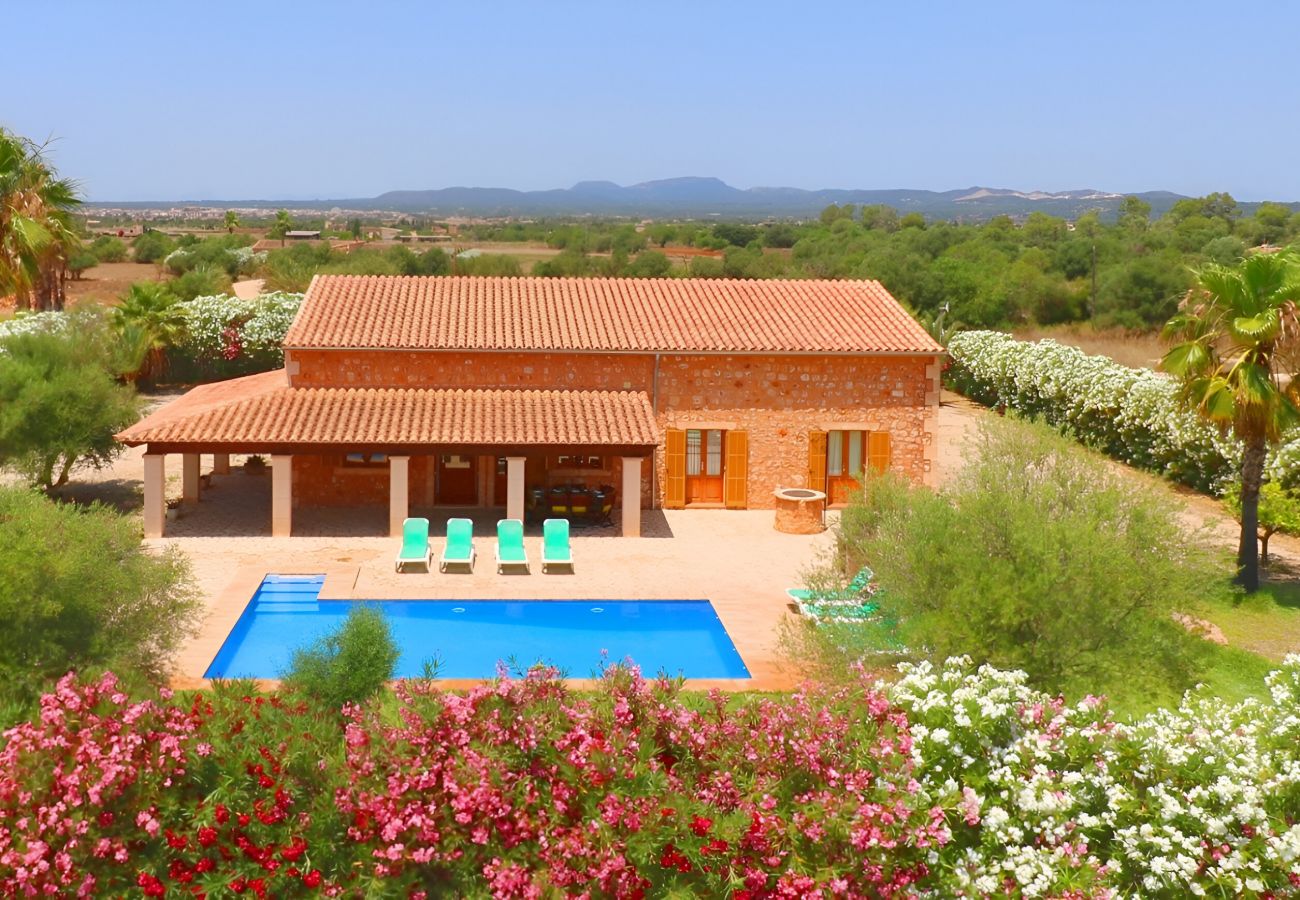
[86,179,1296,221]
[350,178,1198,219]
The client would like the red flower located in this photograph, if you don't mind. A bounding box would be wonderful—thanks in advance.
[98,811,115,827]
[137,872,166,897]
[215,804,230,825]
[165,829,188,850]
[198,826,218,847]
[690,815,713,836]
[303,870,323,888]
[195,857,216,873]
[238,813,251,827]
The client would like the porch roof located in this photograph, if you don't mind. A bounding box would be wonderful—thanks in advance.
[117,370,660,452]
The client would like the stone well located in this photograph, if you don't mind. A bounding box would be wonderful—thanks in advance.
[772,487,826,534]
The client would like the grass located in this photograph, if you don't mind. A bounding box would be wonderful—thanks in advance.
[1011,323,1165,370]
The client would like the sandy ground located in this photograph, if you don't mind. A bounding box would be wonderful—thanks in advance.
[65,261,164,307]
[47,388,1300,689]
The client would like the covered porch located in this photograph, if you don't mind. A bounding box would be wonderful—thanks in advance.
[116,372,660,539]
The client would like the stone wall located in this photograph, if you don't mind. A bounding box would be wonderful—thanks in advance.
[285,348,940,508]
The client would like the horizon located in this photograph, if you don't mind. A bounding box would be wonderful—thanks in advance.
[7,1,1300,203]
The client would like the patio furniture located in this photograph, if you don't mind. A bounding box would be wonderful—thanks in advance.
[785,566,874,605]
[541,518,574,573]
[439,517,476,573]
[495,518,530,573]
[395,517,433,573]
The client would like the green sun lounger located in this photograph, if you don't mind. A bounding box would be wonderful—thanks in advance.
[395,517,432,573]
[439,517,476,572]
[495,518,530,573]
[541,518,573,573]
[785,566,874,605]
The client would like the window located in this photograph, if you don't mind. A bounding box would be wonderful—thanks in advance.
[343,452,388,467]
[827,431,864,477]
[686,429,724,477]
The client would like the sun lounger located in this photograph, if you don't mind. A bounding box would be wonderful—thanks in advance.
[495,518,530,573]
[541,518,573,573]
[439,517,476,572]
[395,517,433,573]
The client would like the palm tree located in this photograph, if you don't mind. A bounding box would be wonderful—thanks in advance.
[224,210,240,234]
[1162,249,1300,591]
[112,282,187,384]
[0,130,81,311]
[270,209,292,246]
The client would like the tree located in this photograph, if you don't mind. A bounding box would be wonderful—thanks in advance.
[0,129,82,311]
[0,486,198,707]
[348,217,363,239]
[270,209,292,246]
[1162,249,1300,591]
[829,417,1212,699]
[1223,481,1300,563]
[1117,195,1152,232]
[0,324,139,490]
[112,282,187,383]
[131,230,175,264]
[224,210,240,234]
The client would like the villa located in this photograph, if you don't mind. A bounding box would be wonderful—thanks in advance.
[117,275,943,539]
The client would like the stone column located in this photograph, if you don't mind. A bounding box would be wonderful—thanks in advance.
[213,453,231,475]
[389,455,410,538]
[182,453,201,503]
[143,453,166,538]
[621,456,642,537]
[271,455,293,537]
[506,456,526,522]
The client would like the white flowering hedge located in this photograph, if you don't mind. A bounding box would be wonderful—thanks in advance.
[946,330,1300,493]
[168,291,302,379]
[889,656,1300,897]
[0,310,70,342]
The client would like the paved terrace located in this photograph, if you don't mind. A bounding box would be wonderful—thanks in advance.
[152,455,838,691]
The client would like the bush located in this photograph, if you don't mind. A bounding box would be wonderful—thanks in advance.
[132,230,176,263]
[6,660,1300,896]
[88,235,128,263]
[166,264,232,302]
[0,487,199,712]
[283,606,398,709]
[828,417,1215,699]
[0,322,139,489]
[167,291,302,379]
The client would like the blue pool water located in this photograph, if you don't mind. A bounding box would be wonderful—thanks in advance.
[205,575,751,680]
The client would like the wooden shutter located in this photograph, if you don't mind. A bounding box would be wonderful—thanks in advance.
[807,430,827,491]
[723,431,748,509]
[867,431,891,475]
[664,429,687,509]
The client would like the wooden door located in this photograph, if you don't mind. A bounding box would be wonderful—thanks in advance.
[437,453,477,505]
[685,429,725,504]
[723,431,748,509]
[664,430,686,509]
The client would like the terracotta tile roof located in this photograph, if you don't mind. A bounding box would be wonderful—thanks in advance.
[117,373,659,448]
[283,275,943,354]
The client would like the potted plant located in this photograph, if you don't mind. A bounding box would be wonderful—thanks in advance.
[243,454,267,475]
[165,497,183,521]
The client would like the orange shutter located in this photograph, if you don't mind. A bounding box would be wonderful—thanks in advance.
[807,430,828,491]
[664,429,687,509]
[867,431,891,475]
[724,431,748,509]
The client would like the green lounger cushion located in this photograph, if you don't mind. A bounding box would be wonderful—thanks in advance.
[398,517,429,560]
[442,518,474,563]
[542,518,572,570]
[497,519,527,563]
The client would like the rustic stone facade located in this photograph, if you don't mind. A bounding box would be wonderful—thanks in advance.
[285,348,940,509]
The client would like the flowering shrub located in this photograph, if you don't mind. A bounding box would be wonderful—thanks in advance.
[0,310,69,342]
[947,330,1300,493]
[168,292,302,379]
[4,661,1300,896]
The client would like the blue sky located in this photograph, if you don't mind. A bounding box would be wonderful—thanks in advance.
[7,1,1297,201]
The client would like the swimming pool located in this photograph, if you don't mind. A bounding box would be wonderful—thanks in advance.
[205,575,751,680]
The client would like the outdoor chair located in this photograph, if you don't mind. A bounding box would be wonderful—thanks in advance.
[395,517,433,573]
[541,518,574,573]
[495,518,530,573]
[439,517,476,573]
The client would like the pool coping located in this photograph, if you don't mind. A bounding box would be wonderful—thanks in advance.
[173,564,797,693]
